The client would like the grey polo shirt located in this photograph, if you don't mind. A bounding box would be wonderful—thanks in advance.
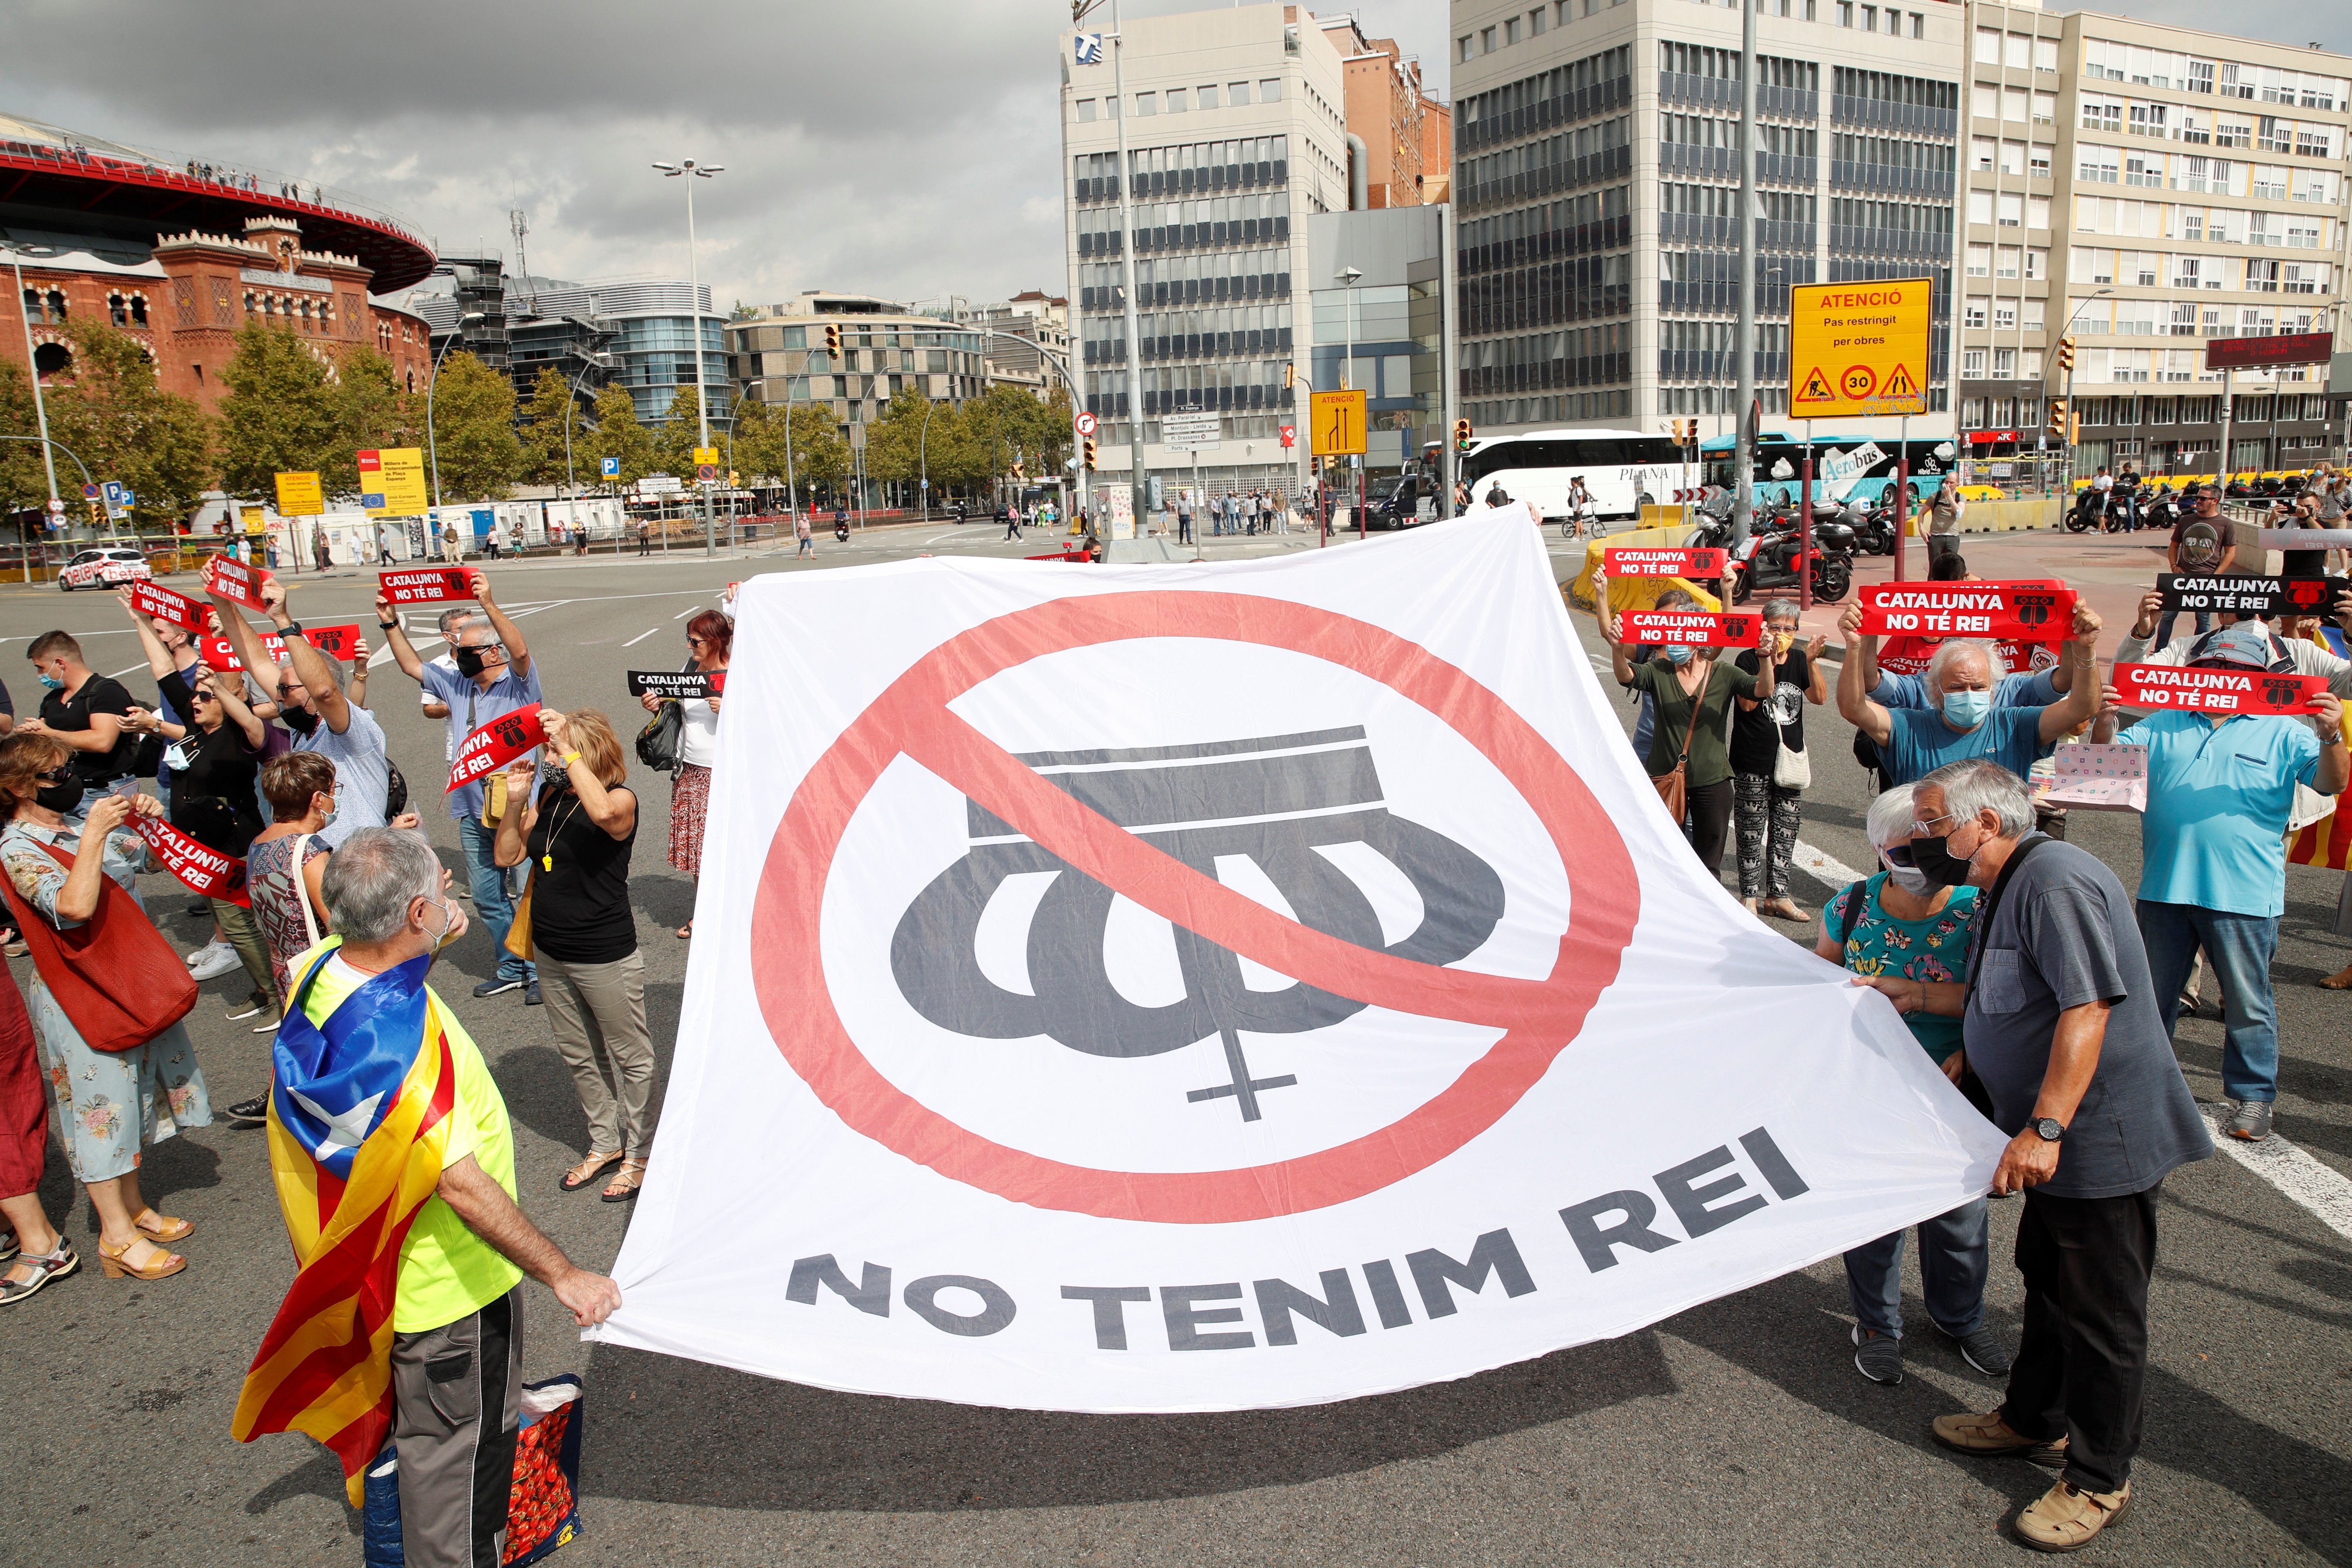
[1962,837,2212,1200]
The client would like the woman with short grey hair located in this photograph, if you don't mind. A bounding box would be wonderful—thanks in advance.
[1730,598,1825,920]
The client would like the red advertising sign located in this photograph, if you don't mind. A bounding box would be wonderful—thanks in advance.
[2113,663,2327,716]
[1622,610,1764,648]
[129,579,208,632]
[202,554,270,610]
[379,567,477,605]
[132,815,248,906]
[1859,582,2076,640]
[1603,546,1726,579]
[198,624,363,671]
[447,703,545,793]
[1967,429,2019,444]
[2204,332,2334,372]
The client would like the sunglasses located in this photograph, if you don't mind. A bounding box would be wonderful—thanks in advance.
[189,689,219,703]
[31,767,73,784]
[275,683,304,696]
[1880,842,1918,867]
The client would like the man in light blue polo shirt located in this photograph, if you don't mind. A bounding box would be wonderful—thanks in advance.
[2098,621,2349,1142]
[377,570,543,1005]
[1838,599,2101,788]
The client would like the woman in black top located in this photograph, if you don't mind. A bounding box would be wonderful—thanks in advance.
[152,662,279,1024]
[1729,600,1828,922]
[491,708,654,1202]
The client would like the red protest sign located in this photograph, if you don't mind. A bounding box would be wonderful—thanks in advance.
[129,579,208,632]
[1859,581,2075,640]
[448,703,545,792]
[202,554,270,610]
[380,567,477,605]
[1602,546,1725,579]
[132,815,248,906]
[197,624,362,672]
[1877,637,2061,677]
[2113,663,2327,717]
[1622,609,1764,648]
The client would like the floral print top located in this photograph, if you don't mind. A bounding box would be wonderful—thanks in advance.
[1,809,147,930]
[1824,873,1981,1063]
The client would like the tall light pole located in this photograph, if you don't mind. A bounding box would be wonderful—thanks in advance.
[425,309,488,511]
[1733,0,1758,550]
[919,397,939,518]
[1075,1,1149,532]
[1338,266,1362,527]
[560,358,601,530]
[653,158,723,556]
[4,242,62,514]
[2061,289,2113,490]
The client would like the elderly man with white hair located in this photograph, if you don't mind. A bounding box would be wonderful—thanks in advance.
[1837,597,2102,787]
[1886,758,2210,1553]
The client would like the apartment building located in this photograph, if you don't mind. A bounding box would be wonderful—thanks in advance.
[1958,3,2350,475]
[1450,0,1964,441]
[1062,3,1356,493]
[726,292,998,444]
[1326,18,1444,207]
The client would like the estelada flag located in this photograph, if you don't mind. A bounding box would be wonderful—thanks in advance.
[232,946,458,1505]
[2290,800,2352,871]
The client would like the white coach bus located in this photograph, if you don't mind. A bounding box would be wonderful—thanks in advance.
[1456,429,1689,524]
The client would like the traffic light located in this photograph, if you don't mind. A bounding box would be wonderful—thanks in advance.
[2046,399,2069,443]
[1082,436,1098,469]
[1283,362,1297,390]
[1672,419,1698,445]
[2055,336,2075,374]
[824,323,841,356]
[1011,461,1025,481]
[1453,417,1473,453]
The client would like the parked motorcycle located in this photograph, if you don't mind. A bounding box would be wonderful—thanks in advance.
[1729,512,1854,603]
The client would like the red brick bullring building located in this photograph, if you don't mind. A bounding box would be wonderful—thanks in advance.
[3,115,437,408]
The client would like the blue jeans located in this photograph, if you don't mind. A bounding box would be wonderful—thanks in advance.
[1843,1197,1990,1339]
[2151,607,2213,649]
[2139,900,2279,1102]
[457,814,534,984]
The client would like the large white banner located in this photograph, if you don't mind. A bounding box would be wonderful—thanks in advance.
[593,514,2004,1411]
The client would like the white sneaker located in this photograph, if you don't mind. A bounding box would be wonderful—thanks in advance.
[188,943,243,981]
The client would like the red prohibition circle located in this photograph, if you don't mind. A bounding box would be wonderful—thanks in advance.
[750,591,1642,1224]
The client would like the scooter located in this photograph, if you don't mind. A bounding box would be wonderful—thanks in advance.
[1728,512,1855,603]
[834,517,851,543]
[1848,493,1899,557]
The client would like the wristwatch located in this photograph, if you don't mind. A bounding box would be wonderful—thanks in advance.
[2030,1117,2065,1143]
[278,619,303,635]
[378,619,400,632]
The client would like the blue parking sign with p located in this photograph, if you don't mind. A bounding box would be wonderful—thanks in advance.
[601,457,620,478]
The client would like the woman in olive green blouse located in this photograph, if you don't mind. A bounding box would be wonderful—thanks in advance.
[1602,600,1777,876]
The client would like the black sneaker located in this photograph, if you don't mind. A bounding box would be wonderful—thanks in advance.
[473,977,524,998]
[1945,1326,2013,1378]
[1852,1324,1903,1385]
[225,1095,269,1128]
[524,981,543,1006]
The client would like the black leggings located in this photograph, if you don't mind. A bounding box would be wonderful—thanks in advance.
[1685,778,1735,877]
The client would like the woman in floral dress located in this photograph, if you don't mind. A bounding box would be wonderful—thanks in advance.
[0,734,208,1283]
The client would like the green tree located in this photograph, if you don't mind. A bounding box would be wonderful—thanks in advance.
[215,321,343,499]
[0,359,55,523]
[582,383,655,488]
[649,385,720,481]
[738,398,847,494]
[861,389,937,486]
[328,348,418,499]
[518,368,589,487]
[40,318,213,531]
[424,351,521,503]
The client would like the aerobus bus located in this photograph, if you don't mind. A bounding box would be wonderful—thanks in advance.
[1457,429,1689,524]
[1699,432,1963,511]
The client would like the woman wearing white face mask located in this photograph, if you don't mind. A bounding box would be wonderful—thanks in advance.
[1814,784,2005,1389]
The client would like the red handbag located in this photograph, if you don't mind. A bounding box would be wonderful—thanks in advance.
[0,839,197,1052]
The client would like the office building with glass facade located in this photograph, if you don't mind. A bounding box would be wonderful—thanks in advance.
[414,274,723,423]
[726,292,997,435]
[1452,0,1964,442]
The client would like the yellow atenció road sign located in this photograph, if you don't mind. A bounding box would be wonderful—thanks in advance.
[273,471,325,517]
[1310,389,1369,456]
[1788,279,1932,418]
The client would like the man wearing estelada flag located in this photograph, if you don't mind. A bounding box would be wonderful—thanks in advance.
[233,827,619,1566]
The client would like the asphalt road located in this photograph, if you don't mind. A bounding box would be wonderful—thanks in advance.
[0,520,2346,1568]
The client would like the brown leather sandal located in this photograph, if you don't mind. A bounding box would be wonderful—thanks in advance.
[135,1210,194,1243]
[560,1151,623,1193]
[99,1236,187,1281]
[601,1158,648,1204]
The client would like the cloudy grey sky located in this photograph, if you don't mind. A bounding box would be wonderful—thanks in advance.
[3,1,2341,314]
[1,0,1442,313]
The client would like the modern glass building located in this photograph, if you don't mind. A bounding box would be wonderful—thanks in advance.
[414,274,724,423]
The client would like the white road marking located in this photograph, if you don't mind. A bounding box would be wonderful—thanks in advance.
[622,627,661,648]
[1790,839,1869,889]
[2199,1102,2352,1242]
[109,663,150,679]
[671,604,701,620]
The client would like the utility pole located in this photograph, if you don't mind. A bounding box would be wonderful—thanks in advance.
[653,158,723,557]
[1439,201,1460,519]
[1082,0,1152,533]
[1733,0,1758,547]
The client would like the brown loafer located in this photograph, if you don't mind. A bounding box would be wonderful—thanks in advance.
[1932,1409,2069,1469]
[2015,1479,2130,1552]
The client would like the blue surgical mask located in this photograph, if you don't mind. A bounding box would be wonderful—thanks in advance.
[1942,688,1993,729]
[1662,644,1694,667]
[35,673,62,692]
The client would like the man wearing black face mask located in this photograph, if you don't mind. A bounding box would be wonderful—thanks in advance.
[208,576,387,850]
[1899,759,2211,1553]
[379,572,542,1005]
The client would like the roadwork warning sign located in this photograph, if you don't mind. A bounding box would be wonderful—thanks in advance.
[1789,280,1932,418]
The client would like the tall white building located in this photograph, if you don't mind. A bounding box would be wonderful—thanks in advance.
[1450,0,1966,443]
[1062,3,1357,493]
[1956,3,2351,478]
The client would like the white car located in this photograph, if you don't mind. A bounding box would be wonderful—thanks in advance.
[58,548,152,592]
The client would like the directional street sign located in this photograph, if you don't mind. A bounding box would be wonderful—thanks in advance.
[1788,279,1932,418]
[1161,411,1222,450]
[1309,390,1368,457]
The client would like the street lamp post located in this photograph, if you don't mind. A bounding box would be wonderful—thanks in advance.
[1338,266,1361,538]
[425,310,489,518]
[919,397,939,520]
[559,358,601,540]
[2060,289,2113,493]
[652,158,724,557]
[5,242,63,515]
